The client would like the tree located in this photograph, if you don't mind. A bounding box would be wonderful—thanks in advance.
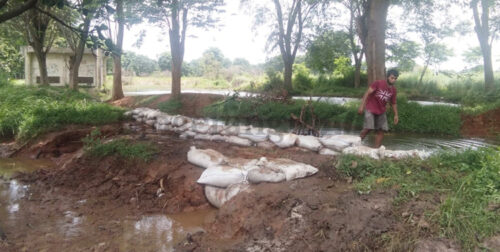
[305,30,351,74]
[462,46,483,69]
[418,43,452,84]
[17,4,58,85]
[0,20,26,78]
[0,0,38,23]
[144,0,225,98]
[158,52,172,71]
[469,0,499,90]
[201,47,225,79]
[387,40,420,72]
[243,0,326,92]
[122,51,158,76]
[343,0,364,87]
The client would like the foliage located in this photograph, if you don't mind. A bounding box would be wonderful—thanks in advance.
[0,84,124,141]
[83,129,158,162]
[305,30,351,74]
[292,63,313,92]
[122,51,158,76]
[0,22,25,78]
[158,98,182,114]
[335,147,500,250]
[386,40,421,72]
[158,52,172,71]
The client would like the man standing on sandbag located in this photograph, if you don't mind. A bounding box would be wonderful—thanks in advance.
[357,69,399,148]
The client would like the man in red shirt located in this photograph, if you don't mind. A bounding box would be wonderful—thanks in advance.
[357,69,399,148]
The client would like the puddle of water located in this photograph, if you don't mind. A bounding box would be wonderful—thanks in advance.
[119,209,216,251]
[0,158,53,179]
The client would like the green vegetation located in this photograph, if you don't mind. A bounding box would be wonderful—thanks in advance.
[203,94,462,135]
[0,84,124,141]
[83,129,158,162]
[335,148,500,250]
[158,98,182,114]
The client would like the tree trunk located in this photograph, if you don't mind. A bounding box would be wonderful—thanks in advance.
[418,62,429,86]
[32,47,49,85]
[471,0,495,90]
[283,58,293,91]
[111,0,124,100]
[169,0,185,99]
[359,0,389,85]
[68,13,91,90]
[354,61,362,88]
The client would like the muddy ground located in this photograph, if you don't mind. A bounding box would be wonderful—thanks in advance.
[0,93,497,251]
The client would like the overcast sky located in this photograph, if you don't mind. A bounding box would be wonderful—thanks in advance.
[123,1,499,72]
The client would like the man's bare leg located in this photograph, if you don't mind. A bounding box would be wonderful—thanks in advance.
[360,129,371,140]
[374,130,384,148]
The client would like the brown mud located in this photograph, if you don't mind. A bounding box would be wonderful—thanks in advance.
[0,93,496,251]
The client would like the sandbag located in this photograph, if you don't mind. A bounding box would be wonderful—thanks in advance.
[145,119,156,126]
[238,132,268,142]
[256,141,275,149]
[382,149,431,159]
[194,134,212,141]
[145,110,164,120]
[156,124,172,131]
[226,136,253,147]
[171,115,191,127]
[197,165,247,187]
[156,115,173,125]
[319,148,339,156]
[342,145,381,160]
[187,146,226,168]
[225,157,259,171]
[269,133,298,148]
[193,123,210,134]
[220,126,250,136]
[207,124,226,134]
[257,157,318,181]
[247,167,286,183]
[210,134,227,142]
[204,183,251,208]
[296,135,323,151]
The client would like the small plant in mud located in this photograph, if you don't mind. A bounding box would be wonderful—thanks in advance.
[335,148,500,250]
[158,98,182,114]
[83,129,158,162]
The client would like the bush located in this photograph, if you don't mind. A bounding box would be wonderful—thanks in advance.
[0,85,125,141]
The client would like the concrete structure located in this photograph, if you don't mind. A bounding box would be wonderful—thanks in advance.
[22,47,107,88]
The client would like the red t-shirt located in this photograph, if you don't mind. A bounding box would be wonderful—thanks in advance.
[365,79,397,115]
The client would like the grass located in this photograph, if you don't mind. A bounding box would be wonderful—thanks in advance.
[335,148,500,250]
[203,95,462,135]
[158,98,182,114]
[83,130,158,162]
[0,84,125,141]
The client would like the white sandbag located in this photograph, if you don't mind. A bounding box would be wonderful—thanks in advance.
[220,125,250,136]
[257,157,318,181]
[187,146,226,168]
[204,183,251,208]
[319,136,350,151]
[382,149,431,160]
[177,122,193,132]
[296,135,323,151]
[145,119,156,126]
[132,115,143,122]
[145,110,164,120]
[156,124,172,131]
[179,133,188,139]
[156,115,173,125]
[238,132,268,142]
[131,107,149,116]
[342,145,381,160]
[124,110,133,117]
[210,134,227,142]
[194,134,212,141]
[225,157,259,171]
[269,133,298,148]
[171,115,191,127]
[207,125,226,134]
[334,135,362,145]
[197,165,247,187]
[193,123,210,134]
[247,167,286,183]
[138,108,156,118]
[184,131,197,137]
[225,136,253,147]
[319,148,340,156]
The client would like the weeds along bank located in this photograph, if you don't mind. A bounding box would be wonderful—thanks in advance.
[337,148,500,250]
[203,95,462,136]
[0,84,124,141]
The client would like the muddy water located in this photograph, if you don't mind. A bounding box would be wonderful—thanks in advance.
[0,159,216,251]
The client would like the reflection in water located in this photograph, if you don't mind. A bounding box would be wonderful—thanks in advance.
[0,158,53,179]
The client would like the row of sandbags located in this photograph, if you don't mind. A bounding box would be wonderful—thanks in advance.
[125,108,360,155]
[187,146,318,208]
[125,108,431,160]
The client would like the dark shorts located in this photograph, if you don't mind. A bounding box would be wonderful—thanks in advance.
[363,110,389,131]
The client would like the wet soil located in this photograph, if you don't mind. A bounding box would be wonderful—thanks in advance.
[2,93,496,251]
[461,107,500,138]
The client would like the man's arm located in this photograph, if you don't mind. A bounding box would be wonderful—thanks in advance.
[358,87,375,114]
[391,103,398,125]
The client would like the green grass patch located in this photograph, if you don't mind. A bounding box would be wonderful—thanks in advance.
[0,84,125,141]
[335,148,500,250]
[203,95,461,135]
[83,130,158,162]
[158,98,183,114]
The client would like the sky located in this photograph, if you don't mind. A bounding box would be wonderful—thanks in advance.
[123,1,499,72]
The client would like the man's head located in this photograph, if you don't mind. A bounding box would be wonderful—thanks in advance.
[386,69,399,85]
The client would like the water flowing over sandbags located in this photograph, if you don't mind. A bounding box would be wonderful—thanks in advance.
[342,145,382,160]
[197,165,247,187]
[187,146,226,169]
[204,184,251,208]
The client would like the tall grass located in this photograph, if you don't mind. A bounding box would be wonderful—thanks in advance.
[335,147,500,250]
[0,84,125,141]
[203,95,462,135]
